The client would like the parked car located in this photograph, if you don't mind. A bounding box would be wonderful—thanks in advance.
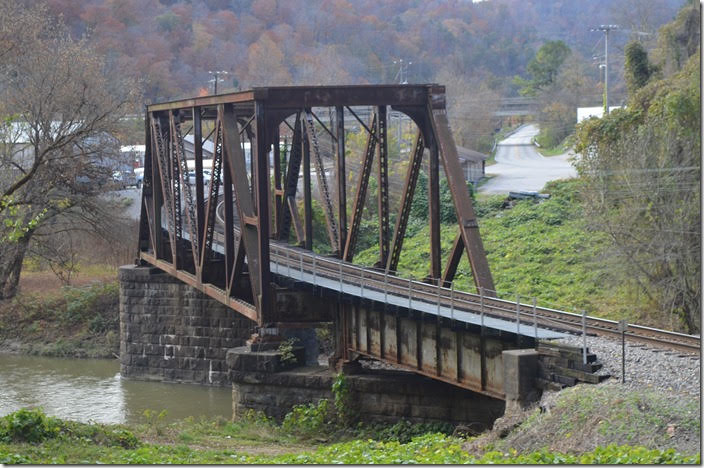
[133,167,144,188]
[113,169,137,189]
[188,169,211,186]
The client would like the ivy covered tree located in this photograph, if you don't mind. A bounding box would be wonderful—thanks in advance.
[624,41,655,97]
[575,34,700,333]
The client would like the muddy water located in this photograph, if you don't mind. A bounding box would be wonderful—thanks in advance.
[0,354,232,425]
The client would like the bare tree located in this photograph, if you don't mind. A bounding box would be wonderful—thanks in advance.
[435,66,500,153]
[0,1,140,299]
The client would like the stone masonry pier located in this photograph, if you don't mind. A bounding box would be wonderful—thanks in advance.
[119,265,255,385]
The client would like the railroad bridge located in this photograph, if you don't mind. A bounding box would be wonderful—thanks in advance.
[121,84,604,423]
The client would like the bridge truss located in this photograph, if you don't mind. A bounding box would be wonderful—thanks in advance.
[137,85,496,326]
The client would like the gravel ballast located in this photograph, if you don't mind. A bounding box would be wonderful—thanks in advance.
[552,333,700,397]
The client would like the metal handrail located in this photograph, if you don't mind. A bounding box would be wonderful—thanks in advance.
[266,241,700,353]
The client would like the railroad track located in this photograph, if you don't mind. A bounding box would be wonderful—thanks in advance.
[267,243,701,357]
[211,201,701,357]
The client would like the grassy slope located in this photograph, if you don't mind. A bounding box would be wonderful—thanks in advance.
[356,179,644,321]
[0,265,120,358]
[470,384,700,458]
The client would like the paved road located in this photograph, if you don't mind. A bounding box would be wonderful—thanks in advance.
[479,124,576,194]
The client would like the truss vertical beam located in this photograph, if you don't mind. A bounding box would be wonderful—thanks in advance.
[279,114,303,243]
[302,119,313,250]
[428,137,441,283]
[138,109,156,255]
[343,113,377,262]
[336,106,347,255]
[272,124,282,239]
[376,105,389,268]
[387,131,424,273]
[254,102,272,321]
[192,107,205,279]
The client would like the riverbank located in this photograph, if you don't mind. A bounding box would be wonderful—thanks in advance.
[0,380,699,464]
[0,268,119,358]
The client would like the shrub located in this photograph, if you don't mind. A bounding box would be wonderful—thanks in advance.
[281,399,331,437]
[0,408,60,443]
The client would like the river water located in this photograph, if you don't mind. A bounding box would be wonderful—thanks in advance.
[0,354,233,425]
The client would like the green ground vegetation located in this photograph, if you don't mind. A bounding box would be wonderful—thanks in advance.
[0,271,120,358]
[534,134,574,157]
[355,179,648,323]
[0,386,700,464]
[471,384,700,458]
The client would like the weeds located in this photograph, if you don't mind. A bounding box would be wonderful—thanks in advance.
[142,409,168,436]
[0,408,60,443]
[281,399,331,437]
[1,407,698,464]
[277,338,299,366]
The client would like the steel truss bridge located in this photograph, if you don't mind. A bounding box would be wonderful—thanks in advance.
[136,85,698,400]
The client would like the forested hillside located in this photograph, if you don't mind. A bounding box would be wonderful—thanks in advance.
[43,0,685,102]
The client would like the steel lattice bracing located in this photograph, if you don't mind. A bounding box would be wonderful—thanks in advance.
[137,85,496,327]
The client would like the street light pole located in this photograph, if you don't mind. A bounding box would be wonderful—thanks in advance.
[590,25,619,115]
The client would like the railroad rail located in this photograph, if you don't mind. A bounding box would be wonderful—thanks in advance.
[209,191,702,357]
[208,218,701,356]
[265,243,701,356]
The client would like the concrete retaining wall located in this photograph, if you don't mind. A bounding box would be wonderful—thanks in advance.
[231,366,505,426]
[119,265,255,386]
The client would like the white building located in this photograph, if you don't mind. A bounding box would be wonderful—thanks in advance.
[577,106,624,122]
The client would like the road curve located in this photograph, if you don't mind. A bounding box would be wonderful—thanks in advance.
[479,124,576,194]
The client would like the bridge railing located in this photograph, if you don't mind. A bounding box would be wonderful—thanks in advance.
[268,242,587,349]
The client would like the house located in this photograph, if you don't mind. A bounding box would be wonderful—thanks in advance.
[456,146,488,185]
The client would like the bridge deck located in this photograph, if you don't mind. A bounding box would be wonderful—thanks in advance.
[198,231,566,340]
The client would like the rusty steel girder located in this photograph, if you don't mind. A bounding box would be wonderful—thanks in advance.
[137,85,496,326]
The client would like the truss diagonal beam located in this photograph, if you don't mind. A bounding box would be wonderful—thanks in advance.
[428,95,495,294]
[442,233,464,287]
[387,131,424,273]
[304,109,339,253]
[171,111,200,271]
[221,103,270,320]
[200,114,223,270]
[150,114,177,264]
[343,113,377,262]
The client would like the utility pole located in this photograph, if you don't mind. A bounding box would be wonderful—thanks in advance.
[590,25,619,115]
[392,59,413,153]
[208,70,229,95]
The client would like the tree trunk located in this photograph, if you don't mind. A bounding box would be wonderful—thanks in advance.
[0,235,30,299]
